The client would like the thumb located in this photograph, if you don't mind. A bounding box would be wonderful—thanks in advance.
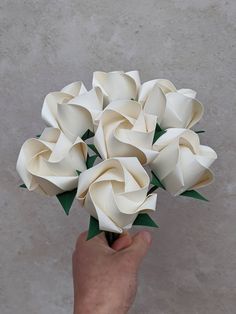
[111,231,132,251]
[125,230,152,266]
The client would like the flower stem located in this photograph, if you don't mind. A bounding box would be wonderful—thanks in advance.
[105,231,119,247]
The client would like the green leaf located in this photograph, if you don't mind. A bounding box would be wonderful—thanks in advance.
[151,174,163,188]
[153,123,164,140]
[133,213,159,228]
[152,123,163,144]
[154,123,162,133]
[148,171,165,194]
[86,155,97,169]
[56,189,77,215]
[151,171,165,189]
[87,144,101,158]
[81,129,95,141]
[195,130,205,134]
[19,183,27,188]
[87,216,103,240]
[153,127,166,144]
[36,134,41,138]
[180,190,209,202]
[76,170,81,176]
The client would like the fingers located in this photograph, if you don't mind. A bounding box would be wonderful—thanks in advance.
[111,231,132,251]
[74,229,152,265]
[75,230,113,254]
[124,231,152,266]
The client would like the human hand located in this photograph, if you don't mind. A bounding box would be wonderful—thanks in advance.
[72,230,152,314]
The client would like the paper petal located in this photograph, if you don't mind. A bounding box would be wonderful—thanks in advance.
[151,128,217,196]
[16,127,86,196]
[76,157,157,232]
[92,71,138,105]
[94,100,158,164]
[42,85,103,141]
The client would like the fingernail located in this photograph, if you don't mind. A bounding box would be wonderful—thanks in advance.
[141,231,152,244]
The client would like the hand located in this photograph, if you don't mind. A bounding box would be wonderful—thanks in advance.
[72,230,152,314]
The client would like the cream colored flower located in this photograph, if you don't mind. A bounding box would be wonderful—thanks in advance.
[92,70,141,106]
[138,79,203,129]
[94,100,158,165]
[16,128,87,196]
[76,157,157,233]
[41,81,103,142]
[150,128,217,196]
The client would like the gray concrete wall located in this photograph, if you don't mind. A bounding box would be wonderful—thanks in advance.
[1,1,236,313]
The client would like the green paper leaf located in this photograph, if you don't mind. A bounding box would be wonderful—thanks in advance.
[154,123,162,133]
[36,134,41,138]
[19,183,27,188]
[151,174,163,188]
[153,123,163,144]
[56,189,77,215]
[76,170,81,176]
[87,144,101,158]
[180,190,209,202]
[81,129,95,141]
[195,130,205,134]
[133,213,159,228]
[151,171,165,189]
[86,155,97,169]
[87,216,103,240]
[153,130,166,143]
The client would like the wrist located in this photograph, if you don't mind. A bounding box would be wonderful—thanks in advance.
[74,294,128,314]
[74,302,126,314]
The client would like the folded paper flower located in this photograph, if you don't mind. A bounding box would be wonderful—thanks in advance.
[94,100,158,164]
[93,70,141,106]
[138,79,203,129]
[150,128,217,196]
[16,127,87,196]
[76,157,157,233]
[42,81,103,142]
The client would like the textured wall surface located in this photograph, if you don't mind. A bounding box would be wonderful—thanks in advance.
[1,1,236,313]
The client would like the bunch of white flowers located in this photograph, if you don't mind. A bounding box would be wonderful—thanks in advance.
[17,71,217,237]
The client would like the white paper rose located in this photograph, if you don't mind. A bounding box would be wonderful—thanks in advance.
[150,128,217,196]
[41,81,103,142]
[92,70,141,106]
[16,127,87,196]
[94,100,158,165]
[76,157,157,233]
[138,79,203,129]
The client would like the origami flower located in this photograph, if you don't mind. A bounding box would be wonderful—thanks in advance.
[16,128,87,196]
[94,100,158,164]
[41,81,103,142]
[150,128,217,196]
[76,157,157,233]
[138,79,203,129]
[93,70,141,106]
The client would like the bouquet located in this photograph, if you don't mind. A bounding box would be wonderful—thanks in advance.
[16,70,217,245]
